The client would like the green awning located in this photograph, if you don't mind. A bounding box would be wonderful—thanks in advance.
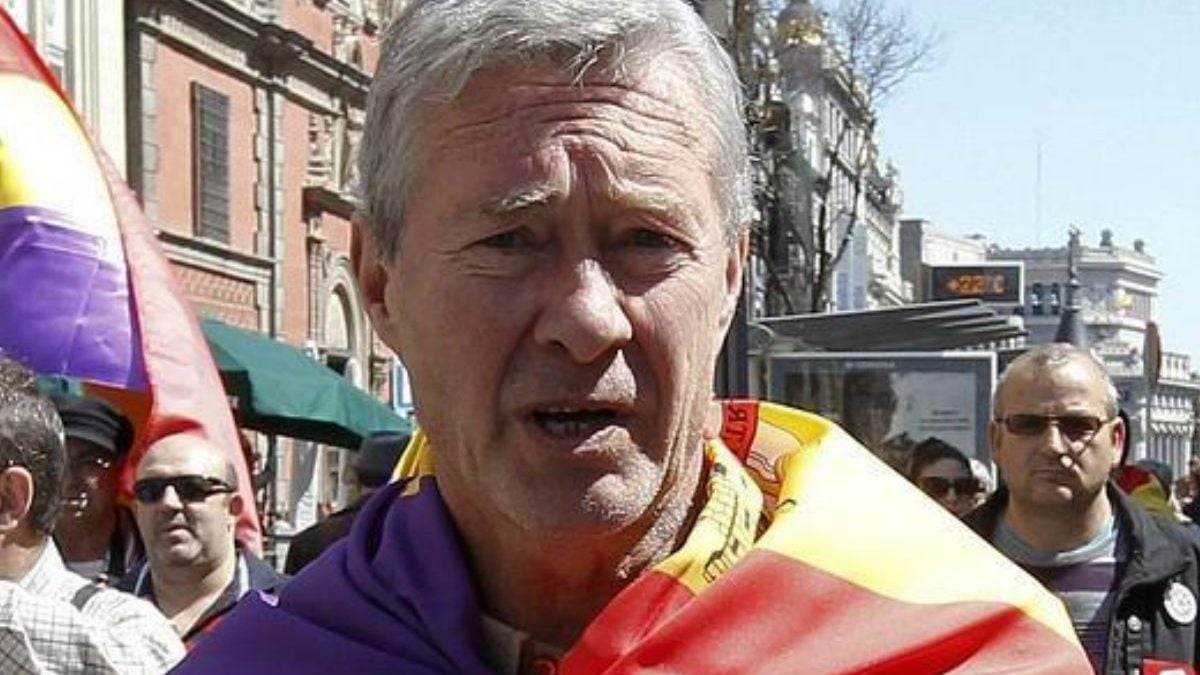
[201,317,410,449]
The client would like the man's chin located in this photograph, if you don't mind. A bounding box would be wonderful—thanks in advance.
[530,472,666,538]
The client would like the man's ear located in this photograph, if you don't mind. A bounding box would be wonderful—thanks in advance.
[352,215,395,334]
[719,231,749,331]
[227,493,244,520]
[1110,414,1128,470]
[0,468,34,532]
[987,418,1002,462]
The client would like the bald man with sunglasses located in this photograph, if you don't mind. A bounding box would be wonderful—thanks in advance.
[119,434,286,648]
[966,343,1200,673]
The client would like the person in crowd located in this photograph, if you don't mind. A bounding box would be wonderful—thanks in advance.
[284,430,409,574]
[174,1,1089,672]
[119,433,286,648]
[51,392,144,582]
[966,343,1200,672]
[0,355,184,672]
[907,436,983,518]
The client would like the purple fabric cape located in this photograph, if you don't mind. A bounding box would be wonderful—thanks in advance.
[173,478,494,674]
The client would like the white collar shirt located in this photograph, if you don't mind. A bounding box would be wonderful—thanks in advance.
[0,541,185,674]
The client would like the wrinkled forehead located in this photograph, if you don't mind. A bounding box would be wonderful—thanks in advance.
[425,57,714,170]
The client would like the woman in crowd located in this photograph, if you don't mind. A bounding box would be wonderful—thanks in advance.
[908,437,985,518]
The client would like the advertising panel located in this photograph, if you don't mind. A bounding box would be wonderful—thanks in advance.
[767,352,996,473]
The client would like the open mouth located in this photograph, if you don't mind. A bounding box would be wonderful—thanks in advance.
[531,407,620,439]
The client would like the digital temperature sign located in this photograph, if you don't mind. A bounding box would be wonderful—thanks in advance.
[927,264,1023,304]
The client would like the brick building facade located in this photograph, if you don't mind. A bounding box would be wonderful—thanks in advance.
[125,0,408,546]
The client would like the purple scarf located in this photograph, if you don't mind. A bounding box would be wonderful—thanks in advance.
[173,477,493,673]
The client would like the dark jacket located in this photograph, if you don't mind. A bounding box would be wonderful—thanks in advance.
[283,494,370,575]
[118,548,288,648]
[966,484,1200,674]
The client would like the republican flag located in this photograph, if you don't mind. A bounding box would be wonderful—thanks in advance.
[0,8,261,549]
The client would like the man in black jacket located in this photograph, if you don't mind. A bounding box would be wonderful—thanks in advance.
[966,343,1200,673]
[283,431,408,574]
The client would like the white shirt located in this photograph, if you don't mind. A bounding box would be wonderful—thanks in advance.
[0,542,185,674]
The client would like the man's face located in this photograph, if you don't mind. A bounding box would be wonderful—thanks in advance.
[841,373,897,453]
[133,438,239,572]
[361,61,743,537]
[57,438,119,527]
[989,361,1123,512]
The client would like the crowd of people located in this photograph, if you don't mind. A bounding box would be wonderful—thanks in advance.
[2,0,1199,673]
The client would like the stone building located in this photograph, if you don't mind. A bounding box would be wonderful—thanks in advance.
[2,0,126,170]
[768,0,907,314]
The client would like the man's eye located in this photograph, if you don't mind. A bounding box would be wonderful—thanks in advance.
[628,229,680,250]
[478,229,531,250]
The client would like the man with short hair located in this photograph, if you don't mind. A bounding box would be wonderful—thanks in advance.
[284,430,408,574]
[967,343,1200,672]
[0,355,184,673]
[176,1,1088,672]
[52,392,144,582]
[120,434,285,648]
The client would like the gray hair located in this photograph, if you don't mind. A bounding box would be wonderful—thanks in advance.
[993,343,1120,419]
[358,0,752,259]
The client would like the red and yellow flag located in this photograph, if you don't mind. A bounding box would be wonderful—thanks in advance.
[559,401,1089,672]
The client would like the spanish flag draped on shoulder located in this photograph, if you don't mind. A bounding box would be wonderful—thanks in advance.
[0,8,260,549]
[178,400,1088,673]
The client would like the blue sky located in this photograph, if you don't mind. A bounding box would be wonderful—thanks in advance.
[878,1,1200,367]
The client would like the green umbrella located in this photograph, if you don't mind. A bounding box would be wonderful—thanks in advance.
[200,317,410,448]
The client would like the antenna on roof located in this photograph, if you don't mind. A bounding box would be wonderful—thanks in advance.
[1034,136,1043,247]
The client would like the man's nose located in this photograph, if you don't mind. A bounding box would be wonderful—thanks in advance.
[533,259,632,363]
[160,485,185,509]
[1039,421,1071,454]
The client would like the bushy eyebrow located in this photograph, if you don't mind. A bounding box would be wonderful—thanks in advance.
[480,183,561,217]
[478,181,690,226]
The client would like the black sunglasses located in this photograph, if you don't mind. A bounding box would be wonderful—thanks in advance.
[133,475,234,504]
[918,476,983,499]
[997,413,1111,443]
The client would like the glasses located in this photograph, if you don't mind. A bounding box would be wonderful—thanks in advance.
[918,476,983,499]
[133,475,234,504]
[996,414,1112,444]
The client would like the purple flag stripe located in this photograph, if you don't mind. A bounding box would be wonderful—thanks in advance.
[0,205,144,388]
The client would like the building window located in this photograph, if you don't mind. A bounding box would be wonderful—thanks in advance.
[1049,283,1062,314]
[192,82,230,243]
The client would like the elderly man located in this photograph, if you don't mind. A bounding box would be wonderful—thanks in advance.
[119,434,285,648]
[51,392,144,582]
[0,355,184,672]
[178,1,1088,672]
[967,343,1200,672]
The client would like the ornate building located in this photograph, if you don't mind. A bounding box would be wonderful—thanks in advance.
[768,0,907,314]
